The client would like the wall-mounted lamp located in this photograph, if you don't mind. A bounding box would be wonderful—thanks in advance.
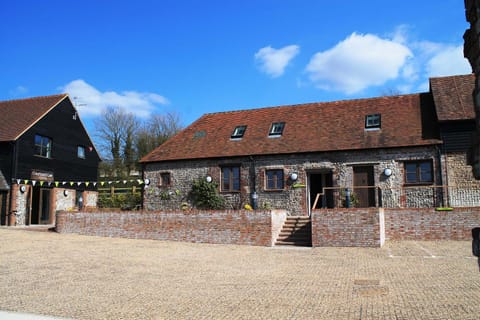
[19,185,26,193]
[206,175,212,183]
[383,168,392,177]
[290,173,298,181]
[63,189,69,197]
[144,178,150,185]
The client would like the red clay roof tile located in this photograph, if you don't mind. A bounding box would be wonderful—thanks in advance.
[141,92,442,163]
[0,94,68,141]
[430,74,475,121]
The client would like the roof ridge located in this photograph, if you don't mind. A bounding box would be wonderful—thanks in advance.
[0,93,68,104]
[203,93,424,117]
[429,73,474,81]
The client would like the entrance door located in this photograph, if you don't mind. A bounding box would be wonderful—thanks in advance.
[0,192,5,225]
[353,166,375,207]
[31,188,51,224]
[308,172,333,213]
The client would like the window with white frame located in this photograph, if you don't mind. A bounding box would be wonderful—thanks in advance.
[365,114,381,129]
[34,134,52,158]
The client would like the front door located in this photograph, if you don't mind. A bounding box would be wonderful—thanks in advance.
[353,166,375,207]
[0,192,5,225]
[308,171,334,213]
[31,187,51,224]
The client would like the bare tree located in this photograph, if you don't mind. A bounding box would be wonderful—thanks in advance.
[95,107,138,177]
[135,112,182,159]
[380,87,402,96]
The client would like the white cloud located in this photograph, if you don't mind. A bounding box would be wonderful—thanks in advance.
[255,45,300,78]
[305,32,413,94]
[58,79,169,118]
[425,44,471,77]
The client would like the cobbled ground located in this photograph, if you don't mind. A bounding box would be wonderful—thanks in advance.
[0,228,479,319]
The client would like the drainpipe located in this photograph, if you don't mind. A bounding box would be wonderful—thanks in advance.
[436,140,448,207]
[249,156,258,210]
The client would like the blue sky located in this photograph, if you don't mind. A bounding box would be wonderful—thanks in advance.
[0,0,472,137]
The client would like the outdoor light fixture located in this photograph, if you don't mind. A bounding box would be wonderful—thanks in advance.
[63,190,69,197]
[206,175,212,183]
[19,185,26,193]
[144,178,150,185]
[290,173,298,181]
[383,168,392,177]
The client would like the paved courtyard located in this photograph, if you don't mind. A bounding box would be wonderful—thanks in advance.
[0,228,479,320]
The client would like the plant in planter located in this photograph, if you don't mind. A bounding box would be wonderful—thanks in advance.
[340,189,359,208]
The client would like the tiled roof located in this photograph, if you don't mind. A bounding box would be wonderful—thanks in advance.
[141,93,441,163]
[0,170,8,190]
[0,94,68,141]
[430,74,475,121]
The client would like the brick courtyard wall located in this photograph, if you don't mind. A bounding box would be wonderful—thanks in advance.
[311,208,385,247]
[384,207,480,240]
[56,209,285,246]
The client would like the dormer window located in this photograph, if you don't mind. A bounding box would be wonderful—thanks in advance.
[231,125,247,139]
[365,114,381,130]
[269,122,285,137]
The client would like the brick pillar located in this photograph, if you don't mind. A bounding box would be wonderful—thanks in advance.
[9,184,18,226]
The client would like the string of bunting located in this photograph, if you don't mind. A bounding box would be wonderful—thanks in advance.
[14,178,150,187]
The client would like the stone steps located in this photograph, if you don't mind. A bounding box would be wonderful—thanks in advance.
[275,216,312,247]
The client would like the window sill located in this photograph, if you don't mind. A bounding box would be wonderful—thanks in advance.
[34,155,52,159]
[403,182,434,187]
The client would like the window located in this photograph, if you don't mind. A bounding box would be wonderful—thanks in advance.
[365,114,381,129]
[77,146,85,159]
[269,122,285,136]
[231,125,247,139]
[159,172,171,187]
[221,166,240,192]
[34,135,52,158]
[404,160,433,184]
[265,169,284,190]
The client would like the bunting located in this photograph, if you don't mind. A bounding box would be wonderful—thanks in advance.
[11,178,151,187]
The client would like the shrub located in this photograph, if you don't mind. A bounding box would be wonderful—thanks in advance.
[98,192,141,210]
[189,178,225,210]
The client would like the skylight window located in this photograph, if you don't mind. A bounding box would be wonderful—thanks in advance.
[231,125,247,139]
[365,114,381,129]
[269,122,285,136]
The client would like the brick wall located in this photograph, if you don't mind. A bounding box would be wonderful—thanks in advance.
[311,207,480,246]
[56,209,286,246]
[56,207,480,246]
[312,208,385,247]
[384,207,480,240]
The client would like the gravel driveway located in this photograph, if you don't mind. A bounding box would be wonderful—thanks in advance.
[1,228,479,319]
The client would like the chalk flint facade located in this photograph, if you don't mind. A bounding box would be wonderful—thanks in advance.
[0,94,101,225]
[141,74,480,215]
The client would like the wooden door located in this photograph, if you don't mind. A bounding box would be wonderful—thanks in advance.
[353,166,375,207]
[0,192,5,225]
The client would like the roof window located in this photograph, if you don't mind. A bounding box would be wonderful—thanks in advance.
[269,122,285,137]
[231,125,247,139]
[365,114,381,130]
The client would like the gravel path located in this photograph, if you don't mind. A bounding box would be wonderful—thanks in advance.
[1,228,479,319]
